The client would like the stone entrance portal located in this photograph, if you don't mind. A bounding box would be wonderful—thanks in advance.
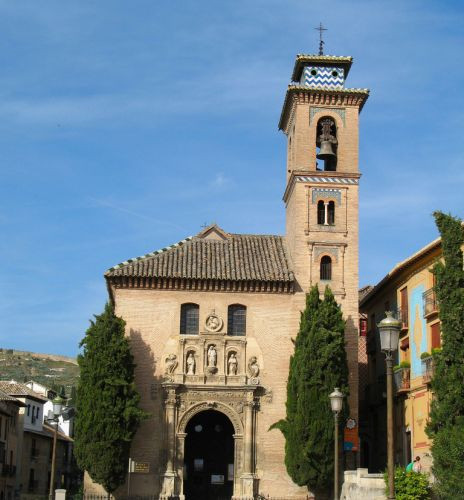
[184,410,234,500]
[159,384,258,500]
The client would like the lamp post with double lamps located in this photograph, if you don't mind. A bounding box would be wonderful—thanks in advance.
[378,311,401,500]
[48,395,65,500]
[329,387,344,500]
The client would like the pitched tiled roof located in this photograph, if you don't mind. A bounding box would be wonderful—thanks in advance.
[0,381,48,402]
[0,389,23,404]
[105,226,294,291]
[359,285,374,302]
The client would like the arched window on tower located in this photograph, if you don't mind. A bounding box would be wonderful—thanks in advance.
[228,304,246,336]
[320,256,332,281]
[180,303,199,335]
[328,201,335,225]
[316,117,337,171]
[317,200,325,225]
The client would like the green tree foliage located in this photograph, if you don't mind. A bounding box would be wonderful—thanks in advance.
[70,385,77,406]
[384,468,430,500]
[74,303,147,493]
[271,285,349,492]
[426,212,464,497]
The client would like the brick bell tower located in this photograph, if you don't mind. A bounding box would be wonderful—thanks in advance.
[279,53,369,458]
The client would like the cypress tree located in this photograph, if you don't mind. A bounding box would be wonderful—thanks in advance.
[74,302,147,494]
[271,285,349,494]
[70,385,78,406]
[426,212,464,498]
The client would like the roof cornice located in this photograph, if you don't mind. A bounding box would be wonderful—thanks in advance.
[359,237,442,307]
[278,85,370,132]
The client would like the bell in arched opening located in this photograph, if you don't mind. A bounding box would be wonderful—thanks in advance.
[316,117,337,171]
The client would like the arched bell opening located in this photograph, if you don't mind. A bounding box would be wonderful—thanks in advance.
[316,116,338,172]
[183,410,235,500]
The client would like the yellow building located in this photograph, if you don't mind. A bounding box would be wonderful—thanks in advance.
[359,236,454,473]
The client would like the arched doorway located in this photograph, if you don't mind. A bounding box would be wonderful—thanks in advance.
[184,409,235,500]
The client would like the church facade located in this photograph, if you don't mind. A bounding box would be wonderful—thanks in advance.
[95,52,369,499]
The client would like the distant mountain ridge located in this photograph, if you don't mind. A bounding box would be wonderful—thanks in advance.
[2,348,78,365]
[0,347,79,392]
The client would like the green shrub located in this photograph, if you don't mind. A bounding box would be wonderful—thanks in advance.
[384,467,431,500]
[430,418,464,499]
[431,347,442,357]
[393,364,401,372]
[400,360,411,369]
[420,352,431,360]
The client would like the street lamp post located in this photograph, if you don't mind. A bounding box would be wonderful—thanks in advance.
[329,387,344,500]
[378,311,401,500]
[48,395,64,500]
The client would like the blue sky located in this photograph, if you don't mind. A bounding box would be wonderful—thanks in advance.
[0,1,462,356]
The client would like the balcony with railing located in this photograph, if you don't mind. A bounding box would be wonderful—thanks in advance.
[399,307,408,331]
[394,366,410,394]
[422,356,435,384]
[423,288,438,318]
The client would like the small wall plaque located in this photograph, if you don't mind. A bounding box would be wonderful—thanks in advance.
[134,462,150,473]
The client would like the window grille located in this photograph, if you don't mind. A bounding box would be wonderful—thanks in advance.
[320,256,332,280]
[228,305,246,336]
[180,304,199,335]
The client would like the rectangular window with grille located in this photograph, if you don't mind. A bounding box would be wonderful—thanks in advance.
[228,305,246,336]
[180,304,199,335]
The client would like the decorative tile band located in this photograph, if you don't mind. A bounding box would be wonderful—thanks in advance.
[301,66,345,89]
[296,175,359,185]
[310,106,346,126]
[311,188,342,205]
[314,246,339,261]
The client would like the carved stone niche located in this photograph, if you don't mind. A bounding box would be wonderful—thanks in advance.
[175,333,248,386]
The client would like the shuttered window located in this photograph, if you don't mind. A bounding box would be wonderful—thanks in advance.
[228,305,246,336]
[400,287,408,327]
[180,303,199,335]
[431,323,441,349]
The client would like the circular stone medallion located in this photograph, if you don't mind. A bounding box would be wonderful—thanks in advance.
[205,313,223,332]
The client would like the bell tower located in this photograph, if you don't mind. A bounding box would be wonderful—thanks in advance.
[280,53,369,443]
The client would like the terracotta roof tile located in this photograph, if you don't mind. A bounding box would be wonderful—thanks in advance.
[105,227,294,284]
[0,381,48,402]
[0,389,23,404]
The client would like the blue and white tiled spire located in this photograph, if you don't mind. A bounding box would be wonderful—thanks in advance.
[300,65,345,89]
[291,55,352,91]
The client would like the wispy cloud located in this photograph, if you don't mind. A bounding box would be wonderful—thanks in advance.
[87,197,188,232]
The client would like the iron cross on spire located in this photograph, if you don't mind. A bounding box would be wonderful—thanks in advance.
[314,22,327,55]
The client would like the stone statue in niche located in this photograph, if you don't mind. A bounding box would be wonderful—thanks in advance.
[186,352,196,375]
[206,345,218,374]
[207,345,217,367]
[165,354,178,374]
[248,356,260,377]
[228,352,238,375]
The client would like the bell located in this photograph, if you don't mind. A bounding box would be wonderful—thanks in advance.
[316,140,336,161]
